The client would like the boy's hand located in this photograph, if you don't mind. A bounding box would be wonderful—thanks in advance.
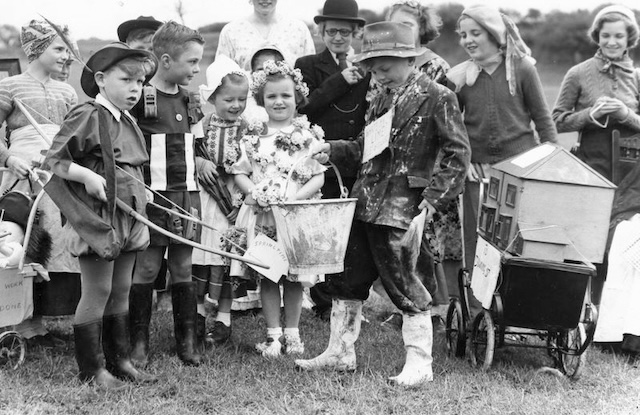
[342,67,364,85]
[83,171,107,202]
[418,199,436,222]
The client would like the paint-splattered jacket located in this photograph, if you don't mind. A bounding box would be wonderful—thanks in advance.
[331,71,470,230]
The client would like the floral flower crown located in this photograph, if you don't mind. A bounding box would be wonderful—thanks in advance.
[250,60,310,97]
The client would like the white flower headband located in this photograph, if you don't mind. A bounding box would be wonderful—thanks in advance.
[250,60,310,98]
[391,0,423,9]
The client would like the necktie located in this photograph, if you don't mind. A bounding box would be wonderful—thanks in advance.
[337,53,348,70]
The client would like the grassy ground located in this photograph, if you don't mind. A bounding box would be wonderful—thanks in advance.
[1,291,639,415]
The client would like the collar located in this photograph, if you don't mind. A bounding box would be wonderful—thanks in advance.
[595,49,634,75]
[95,94,134,122]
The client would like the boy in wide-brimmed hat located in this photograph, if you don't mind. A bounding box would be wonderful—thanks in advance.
[117,15,163,52]
[45,42,157,389]
[296,21,471,387]
[295,0,370,321]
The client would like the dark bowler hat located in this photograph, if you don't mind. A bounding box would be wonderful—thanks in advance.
[352,22,427,63]
[80,42,156,98]
[117,15,163,42]
[314,0,366,26]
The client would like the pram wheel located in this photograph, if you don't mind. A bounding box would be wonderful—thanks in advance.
[445,298,466,357]
[556,324,587,380]
[470,310,495,370]
[0,331,26,370]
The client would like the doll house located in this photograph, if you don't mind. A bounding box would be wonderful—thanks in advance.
[478,143,616,263]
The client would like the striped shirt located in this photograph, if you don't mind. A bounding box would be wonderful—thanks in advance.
[132,87,203,192]
[0,72,77,166]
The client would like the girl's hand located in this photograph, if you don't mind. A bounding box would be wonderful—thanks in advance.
[244,194,257,205]
[6,156,31,179]
[198,160,218,187]
[310,142,331,164]
[83,171,107,202]
[592,97,629,120]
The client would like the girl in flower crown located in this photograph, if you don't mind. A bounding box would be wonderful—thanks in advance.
[230,59,326,357]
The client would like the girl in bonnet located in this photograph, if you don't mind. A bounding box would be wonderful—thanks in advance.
[448,6,556,317]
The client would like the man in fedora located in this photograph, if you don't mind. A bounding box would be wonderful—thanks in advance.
[295,0,372,322]
[296,22,470,387]
[117,16,162,52]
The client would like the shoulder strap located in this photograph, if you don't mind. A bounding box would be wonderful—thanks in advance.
[89,102,117,225]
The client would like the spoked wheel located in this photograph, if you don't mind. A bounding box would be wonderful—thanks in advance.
[470,310,495,370]
[556,324,587,380]
[0,331,26,370]
[446,298,467,357]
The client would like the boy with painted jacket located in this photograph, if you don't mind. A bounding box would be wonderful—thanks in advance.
[129,21,205,366]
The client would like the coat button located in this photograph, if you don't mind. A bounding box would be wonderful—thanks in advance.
[349,120,355,125]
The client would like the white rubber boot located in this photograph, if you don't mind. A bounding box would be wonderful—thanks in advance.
[389,310,434,386]
[294,299,362,371]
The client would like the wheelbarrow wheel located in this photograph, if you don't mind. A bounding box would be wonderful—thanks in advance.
[446,298,466,357]
[0,331,26,370]
[470,310,495,370]
[557,324,587,380]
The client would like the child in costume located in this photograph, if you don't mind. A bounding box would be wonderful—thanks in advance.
[129,21,205,367]
[231,60,326,357]
[192,55,249,347]
[0,19,80,348]
[44,42,157,389]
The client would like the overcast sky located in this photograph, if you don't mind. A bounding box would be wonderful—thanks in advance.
[3,0,638,40]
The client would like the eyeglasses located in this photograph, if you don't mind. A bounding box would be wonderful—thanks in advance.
[324,28,353,37]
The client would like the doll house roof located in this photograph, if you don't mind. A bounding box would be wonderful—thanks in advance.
[492,144,616,189]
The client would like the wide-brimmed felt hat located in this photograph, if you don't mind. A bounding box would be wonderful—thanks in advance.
[352,22,427,63]
[81,42,156,98]
[314,0,366,26]
[117,15,162,42]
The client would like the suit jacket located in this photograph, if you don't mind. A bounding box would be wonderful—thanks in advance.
[332,72,470,230]
[295,49,369,180]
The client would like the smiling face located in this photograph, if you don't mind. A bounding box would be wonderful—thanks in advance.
[599,20,628,60]
[457,17,501,62]
[97,61,146,111]
[252,0,277,16]
[165,40,203,86]
[366,57,413,89]
[322,20,355,55]
[37,37,69,76]
[211,78,249,122]
[262,77,296,126]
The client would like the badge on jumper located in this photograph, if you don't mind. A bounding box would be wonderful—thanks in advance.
[176,114,183,122]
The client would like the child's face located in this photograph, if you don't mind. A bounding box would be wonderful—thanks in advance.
[54,59,73,83]
[367,57,413,89]
[458,17,501,61]
[128,34,154,52]
[97,66,145,111]
[211,80,249,122]
[389,8,421,46]
[37,37,70,76]
[252,52,282,72]
[322,20,355,55]
[165,41,204,86]
[263,77,296,125]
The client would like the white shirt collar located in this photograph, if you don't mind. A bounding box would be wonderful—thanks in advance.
[95,94,134,122]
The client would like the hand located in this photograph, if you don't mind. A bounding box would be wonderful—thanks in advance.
[418,199,436,222]
[592,97,628,120]
[6,156,31,179]
[244,194,257,205]
[310,142,331,164]
[341,67,363,85]
[83,171,107,202]
[198,160,219,187]
[145,189,154,203]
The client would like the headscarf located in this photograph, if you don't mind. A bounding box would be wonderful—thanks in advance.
[594,49,635,76]
[199,54,249,103]
[20,19,60,63]
[447,6,534,95]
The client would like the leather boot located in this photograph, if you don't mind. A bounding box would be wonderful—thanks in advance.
[129,283,154,367]
[389,310,434,386]
[172,282,202,366]
[294,299,362,372]
[73,319,126,390]
[103,313,157,384]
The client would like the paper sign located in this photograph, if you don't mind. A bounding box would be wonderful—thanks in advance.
[245,233,289,283]
[470,236,502,309]
[0,268,34,325]
[363,108,394,163]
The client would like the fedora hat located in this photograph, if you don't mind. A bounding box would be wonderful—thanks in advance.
[352,22,427,63]
[314,0,366,26]
[81,42,156,98]
[117,15,163,42]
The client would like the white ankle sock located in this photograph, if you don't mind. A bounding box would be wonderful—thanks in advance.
[266,327,283,340]
[216,312,231,326]
[283,327,299,338]
[197,303,206,317]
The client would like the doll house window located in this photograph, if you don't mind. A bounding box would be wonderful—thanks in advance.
[495,214,513,248]
[488,177,500,200]
[479,205,496,238]
[505,184,517,207]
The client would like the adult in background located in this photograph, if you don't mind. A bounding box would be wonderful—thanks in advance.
[216,0,315,71]
[295,0,369,321]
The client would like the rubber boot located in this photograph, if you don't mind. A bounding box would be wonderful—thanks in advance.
[73,319,126,390]
[389,310,434,386]
[196,314,207,352]
[129,283,154,367]
[103,313,157,384]
[172,282,202,366]
[294,299,362,372]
